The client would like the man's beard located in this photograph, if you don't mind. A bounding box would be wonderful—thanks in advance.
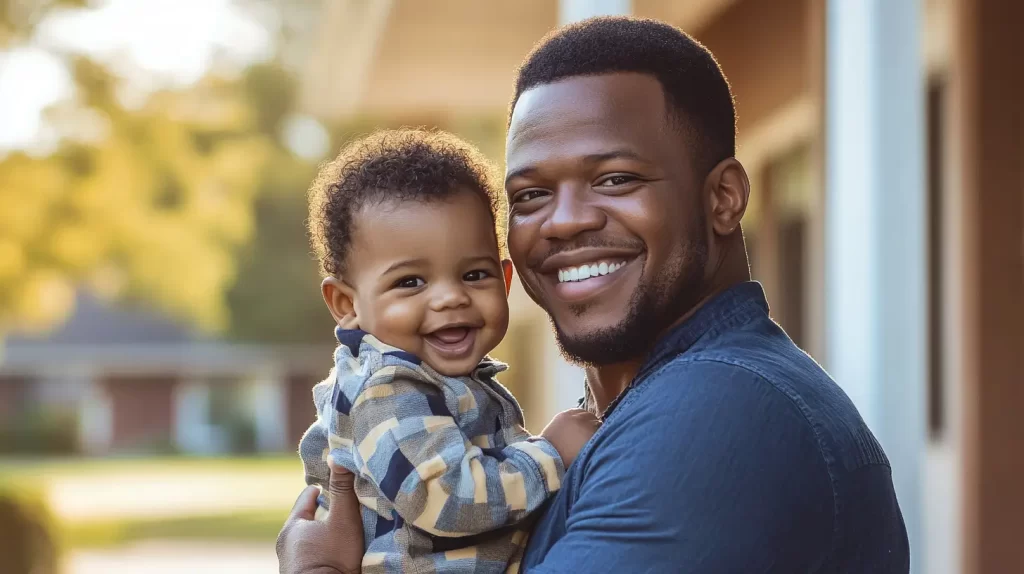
[552,218,709,366]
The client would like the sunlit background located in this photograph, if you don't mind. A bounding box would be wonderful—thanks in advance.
[1,0,1020,573]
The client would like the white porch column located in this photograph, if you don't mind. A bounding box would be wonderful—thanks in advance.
[541,0,634,416]
[244,368,288,453]
[173,379,220,455]
[79,375,112,454]
[559,0,630,25]
[825,0,926,570]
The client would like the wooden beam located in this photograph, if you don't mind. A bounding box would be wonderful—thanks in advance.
[955,0,1024,571]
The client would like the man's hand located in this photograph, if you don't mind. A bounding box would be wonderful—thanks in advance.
[541,408,602,468]
[277,461,365,574]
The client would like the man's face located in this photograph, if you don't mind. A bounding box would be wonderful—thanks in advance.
[504,73,710,365]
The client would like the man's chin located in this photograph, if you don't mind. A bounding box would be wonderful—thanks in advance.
[552,319,653,366]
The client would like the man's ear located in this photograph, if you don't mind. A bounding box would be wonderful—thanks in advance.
[501,260,514,297]
[322,276,359,329]
[705,157,750,237]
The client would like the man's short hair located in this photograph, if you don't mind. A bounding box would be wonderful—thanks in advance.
[308,128,505,277]
[512,16,736,176]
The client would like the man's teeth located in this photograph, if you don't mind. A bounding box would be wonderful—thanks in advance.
[557,261,625,283]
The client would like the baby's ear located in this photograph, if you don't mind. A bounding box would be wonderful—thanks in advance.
[501,260,514,297]
[322,277,359,328]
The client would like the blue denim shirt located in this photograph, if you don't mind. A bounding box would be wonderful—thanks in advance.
[522,282,910,573]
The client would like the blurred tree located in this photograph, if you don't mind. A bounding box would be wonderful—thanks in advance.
[225,62,333,343]
[224,144,332,343]
[0,53,272,333]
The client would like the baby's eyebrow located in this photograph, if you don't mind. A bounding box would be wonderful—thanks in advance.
[382,258,428,275]
[463,255,501,265]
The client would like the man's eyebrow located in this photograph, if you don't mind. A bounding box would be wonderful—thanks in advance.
[504,166,537,187]
[505,150,649,186]
[580,150,647,164]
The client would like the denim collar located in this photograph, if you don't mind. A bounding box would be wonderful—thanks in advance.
[579,281,771,415]
[637,281,769,380]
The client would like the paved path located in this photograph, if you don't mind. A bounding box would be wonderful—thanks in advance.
[47,468,304,520]
[68,541,278,574]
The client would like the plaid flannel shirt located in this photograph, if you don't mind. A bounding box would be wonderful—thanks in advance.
[299,329,565,574]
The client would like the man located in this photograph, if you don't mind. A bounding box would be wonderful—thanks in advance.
[279,17,910,573]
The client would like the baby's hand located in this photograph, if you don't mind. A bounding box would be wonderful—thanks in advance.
[540,408,602,468]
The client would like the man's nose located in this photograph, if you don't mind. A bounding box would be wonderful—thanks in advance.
[538,182,606,240]
[428,281,471,312]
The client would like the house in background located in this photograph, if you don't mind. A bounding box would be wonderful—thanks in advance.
[0,292,332,455]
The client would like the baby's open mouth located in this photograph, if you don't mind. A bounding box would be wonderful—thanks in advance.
[425,327,477,360]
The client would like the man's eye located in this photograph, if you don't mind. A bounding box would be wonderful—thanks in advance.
[596,174,638,186]
[512,189,548,204]
[395,277,425,289]
[464,270,491,282]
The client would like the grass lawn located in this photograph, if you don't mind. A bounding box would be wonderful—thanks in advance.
[63,509,288,548]
[0,455,301,549]
[0,454,298,478]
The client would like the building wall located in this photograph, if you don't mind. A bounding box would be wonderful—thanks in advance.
[0,375,31,420]
[103,375,177,450]
[285,372,322,449]
[697,0,810,137]
[361,0,557,118]
[953,0,1024,569]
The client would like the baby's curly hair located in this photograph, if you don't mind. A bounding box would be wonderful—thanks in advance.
[308,128,507,277]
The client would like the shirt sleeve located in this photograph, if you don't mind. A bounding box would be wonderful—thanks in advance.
[299,416,330,489]
[349,370,564,538]
[298,378,336,516]
[530,361,836,572]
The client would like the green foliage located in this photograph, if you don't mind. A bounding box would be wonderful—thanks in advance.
[65,509,286,549]
[225,154,334,343]
[0,52,274,332]
[0,407,79,455]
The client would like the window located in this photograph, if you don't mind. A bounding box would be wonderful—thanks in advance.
[756,144,813,350]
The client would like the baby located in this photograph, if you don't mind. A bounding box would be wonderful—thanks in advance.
[299,129,600,573]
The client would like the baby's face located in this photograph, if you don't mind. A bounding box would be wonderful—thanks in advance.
[340,191,510,376]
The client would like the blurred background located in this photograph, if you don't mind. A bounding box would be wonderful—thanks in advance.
[0,0,1020,572]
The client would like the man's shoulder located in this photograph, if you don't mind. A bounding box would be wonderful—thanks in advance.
[636,341,890,473]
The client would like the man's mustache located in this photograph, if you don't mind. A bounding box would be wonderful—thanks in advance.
[537,236,646,263]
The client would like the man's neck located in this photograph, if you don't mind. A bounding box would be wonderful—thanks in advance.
[584,360,644,415]
[584,288,706,414]
[585,280,751,414]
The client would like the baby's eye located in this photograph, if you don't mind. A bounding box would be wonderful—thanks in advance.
[395,276,425,289]
[463,270,491,282]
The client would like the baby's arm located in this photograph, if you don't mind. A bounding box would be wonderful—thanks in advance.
[540,408,602,469]
[350,372,564,538]
[298,377,340,517]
